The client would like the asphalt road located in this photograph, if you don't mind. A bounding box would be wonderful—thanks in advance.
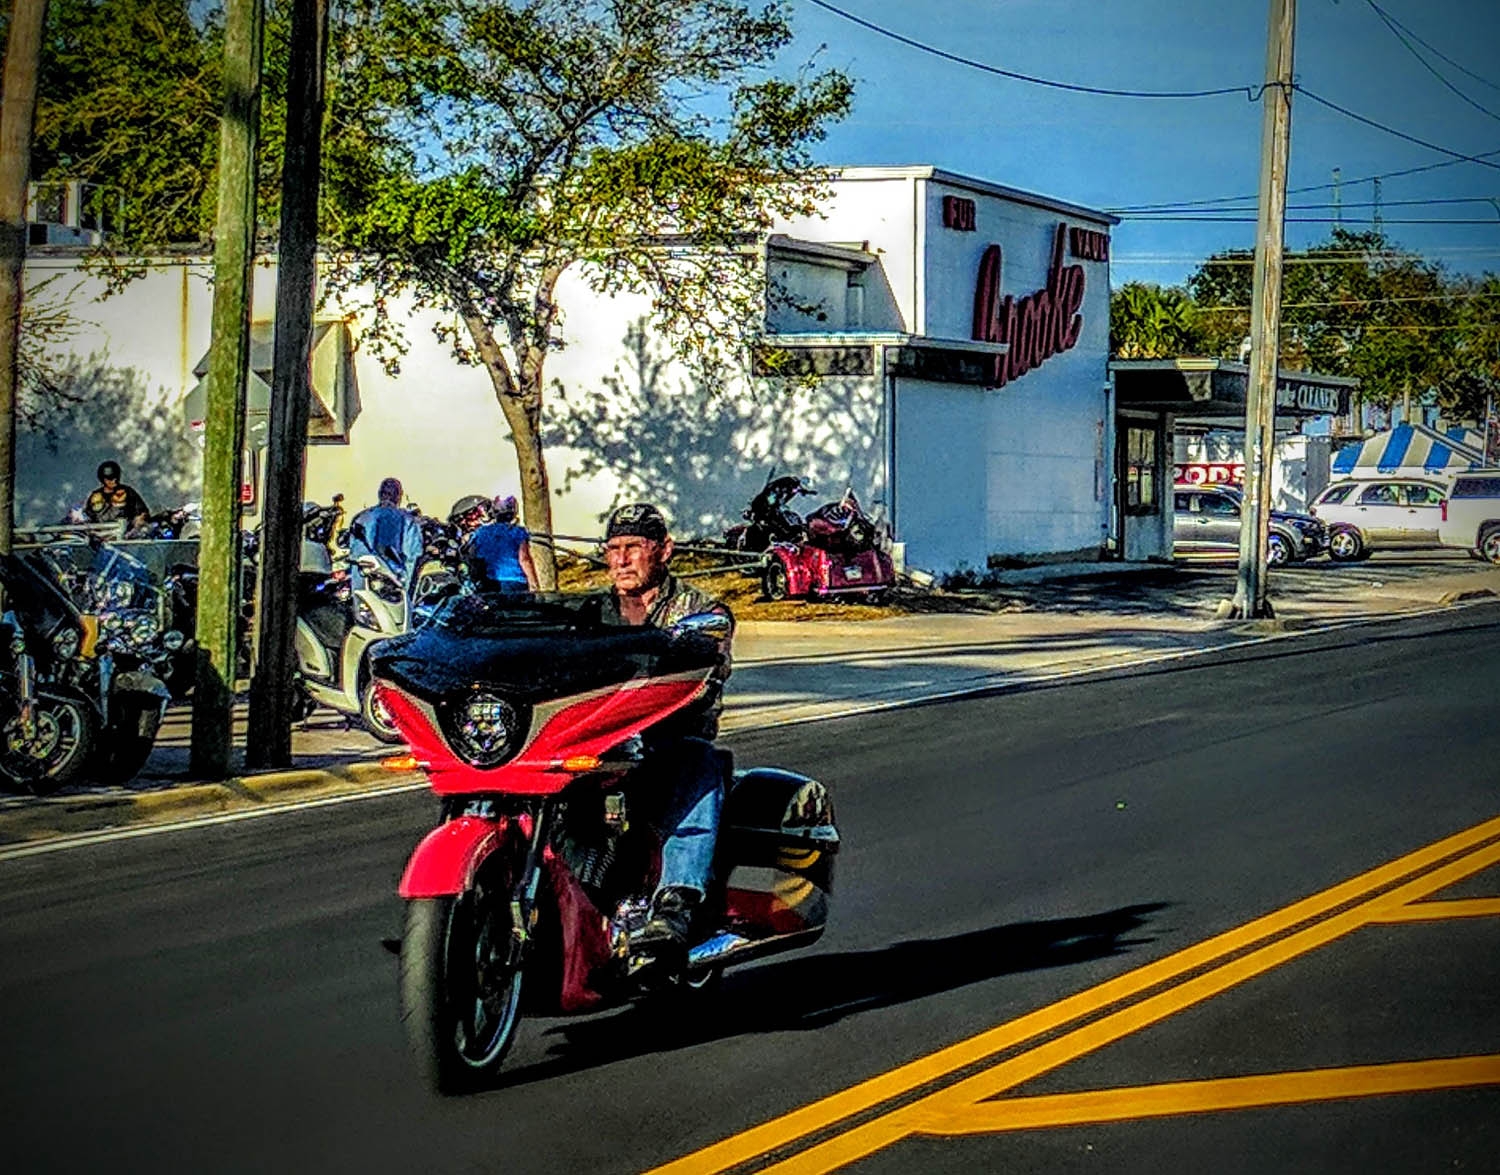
[2,604,1498,1174]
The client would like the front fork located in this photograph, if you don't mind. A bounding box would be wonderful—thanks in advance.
[507,799,551,969]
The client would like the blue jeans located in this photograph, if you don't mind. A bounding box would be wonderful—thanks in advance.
[638,737,724,898]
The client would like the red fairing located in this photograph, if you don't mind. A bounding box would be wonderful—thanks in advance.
[398,815,504,898]
[375,675,708,796]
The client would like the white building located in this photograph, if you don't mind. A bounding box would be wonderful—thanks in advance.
[23,166,1119,574]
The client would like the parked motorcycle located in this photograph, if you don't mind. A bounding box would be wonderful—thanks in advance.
[372,594,839,1093]
[0,607,96,793]
[756,485,895,603]
[293,546,409,742]
[0,547,170,788]
[724,472,814,552]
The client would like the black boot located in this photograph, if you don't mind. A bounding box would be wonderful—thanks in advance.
[630,887,700,975]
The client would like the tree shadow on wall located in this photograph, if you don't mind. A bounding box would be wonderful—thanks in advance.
[543,318,887,539]
[16,354,203,527]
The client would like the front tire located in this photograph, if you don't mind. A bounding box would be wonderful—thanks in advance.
[1266,532,1291,567]
[1,690,97,795]
[1328,527,1365,563]
[400,889,525,1094]
[763,560,790,602]
[360,675,404,744]
[1479,524,1500,564]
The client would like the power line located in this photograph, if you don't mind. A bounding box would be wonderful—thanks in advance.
[1195,292,1500,311]
[1115,216,1500,224]
[1364,0,1500,97]
[1297,86,1500,172]
[1125,197,1500,214]
[1363,0,1500,124]
[799,0,1261,100]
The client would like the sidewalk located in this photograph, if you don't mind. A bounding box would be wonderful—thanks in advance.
[2,555,1496,847]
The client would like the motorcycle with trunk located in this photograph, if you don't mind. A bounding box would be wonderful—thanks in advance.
[372,593,839,1093]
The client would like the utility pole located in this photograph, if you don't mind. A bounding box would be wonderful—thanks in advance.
[0,0,49,559]
[1230,0,1296,621]
[1332,167,1342,227]
[246,0,329,769]
[190,0,264,779]
[1373,177,1383,232]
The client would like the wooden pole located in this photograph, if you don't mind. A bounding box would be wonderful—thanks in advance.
[190,0,264,779]
[246,0,329,768]
[0,0,49,559]
[1231,0,1296,620]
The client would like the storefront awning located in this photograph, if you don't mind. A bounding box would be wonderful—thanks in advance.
[1110,358,1355,420]
[182,319,358,450]
[1331,423,1485,476]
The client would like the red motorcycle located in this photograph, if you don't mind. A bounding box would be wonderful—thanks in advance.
[372,595,839,1092]
[761,487,896,603]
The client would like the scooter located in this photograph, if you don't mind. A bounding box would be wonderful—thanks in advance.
[293,545,409,743]
[372,595,839,1093]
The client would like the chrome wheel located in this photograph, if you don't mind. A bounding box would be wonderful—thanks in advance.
[1480,526,1500,565]
[1328,528,1364,562]
[1266,532,1291,567]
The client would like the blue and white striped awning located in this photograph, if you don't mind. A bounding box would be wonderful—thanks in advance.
[1331,423,1486,476]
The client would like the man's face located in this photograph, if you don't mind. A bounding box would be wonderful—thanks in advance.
[605,534,672,596]
[101,472,118,488]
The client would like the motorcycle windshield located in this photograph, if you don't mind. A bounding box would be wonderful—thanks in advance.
[371,591,720,708]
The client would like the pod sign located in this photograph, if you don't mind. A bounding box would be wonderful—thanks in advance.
[971,222,1100,388]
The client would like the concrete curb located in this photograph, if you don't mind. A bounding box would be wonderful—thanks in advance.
[2,590,1495,854]
[0,760,405,847]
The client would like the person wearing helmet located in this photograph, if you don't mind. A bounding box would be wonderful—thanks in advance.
[463,492,537,593]
[347,477,425,597]
[83,460,150,528]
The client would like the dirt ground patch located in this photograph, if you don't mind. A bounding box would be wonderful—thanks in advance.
[552,548,1016,621]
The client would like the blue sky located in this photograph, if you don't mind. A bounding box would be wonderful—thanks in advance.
[778,0,1500,289]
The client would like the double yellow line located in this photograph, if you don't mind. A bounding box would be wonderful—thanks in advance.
[651,813,1500,1175]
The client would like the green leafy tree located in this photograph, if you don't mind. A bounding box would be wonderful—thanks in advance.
[1109,281,1202,358]
[1188,229,1461,419]
[323,0,852,586]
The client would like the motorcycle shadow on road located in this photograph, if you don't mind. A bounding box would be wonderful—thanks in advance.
[494,901,1168,1090]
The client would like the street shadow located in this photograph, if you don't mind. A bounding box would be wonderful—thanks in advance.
[544,318,886,537]
[486,902,1168,1091]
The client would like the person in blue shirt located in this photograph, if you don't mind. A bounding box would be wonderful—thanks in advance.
[462,494,538,593]
[347,477,425,598]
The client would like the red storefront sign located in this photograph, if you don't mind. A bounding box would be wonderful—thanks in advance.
[1174,462,1245,487]
[971,223,1086,387]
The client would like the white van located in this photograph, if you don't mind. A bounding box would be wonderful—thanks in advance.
[1438,470,1500,563]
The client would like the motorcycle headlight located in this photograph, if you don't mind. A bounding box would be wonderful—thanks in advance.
[129,615,160,645]
[161,629,185,651]
[52,627,80,660]
[441,692,527,768]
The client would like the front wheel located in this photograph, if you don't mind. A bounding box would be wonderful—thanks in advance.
[360,676,404,744]
[1479,524,1500,565]
[1328,527,1365,562]
[763,560,790,602]
[0,690,97,794]
[400,889,525,1094]
[1266,532,1291,567]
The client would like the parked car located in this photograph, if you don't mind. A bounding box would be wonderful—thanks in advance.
[1172,485,1326,565]
[1308,477,1450,562]
[1437,470,1500,563]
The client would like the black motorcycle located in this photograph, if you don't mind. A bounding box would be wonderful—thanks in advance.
[0,604,97,794]
[724,472,815,552]
[3,543,172,788]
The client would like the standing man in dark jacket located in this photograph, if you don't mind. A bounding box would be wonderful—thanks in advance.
[595,502,733,969]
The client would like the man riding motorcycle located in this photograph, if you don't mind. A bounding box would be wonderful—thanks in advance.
[592,502,733,970]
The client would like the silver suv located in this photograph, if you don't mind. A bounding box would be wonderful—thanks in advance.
[1173,486,1326,565]
[1308,477,1450,562]
[1438,470,1500,563]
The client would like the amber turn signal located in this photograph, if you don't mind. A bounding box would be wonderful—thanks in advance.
[382,754,420,771]
[560,755,602,773]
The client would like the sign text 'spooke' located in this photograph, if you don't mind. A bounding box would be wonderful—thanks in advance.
[971,224,1088,388]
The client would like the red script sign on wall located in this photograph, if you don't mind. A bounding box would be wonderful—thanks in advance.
[971,223,1087,388]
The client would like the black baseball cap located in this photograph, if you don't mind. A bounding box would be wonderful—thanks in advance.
[604,502,669,542]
